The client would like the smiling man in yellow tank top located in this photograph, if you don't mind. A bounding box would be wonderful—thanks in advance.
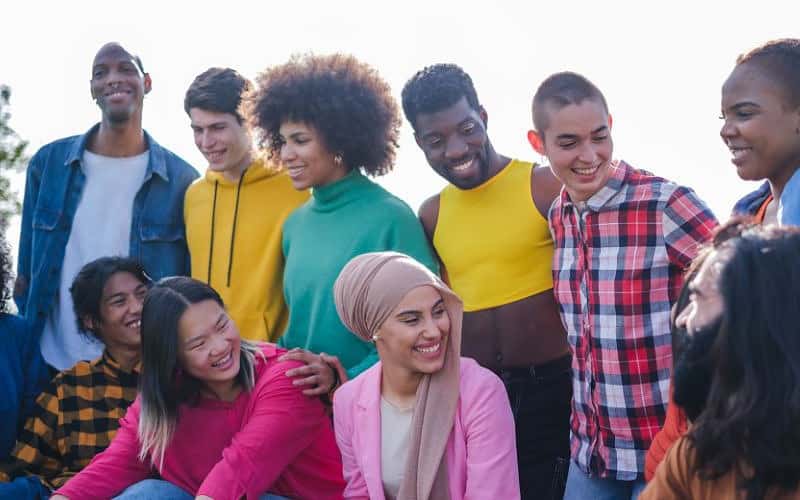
[402,64,572,500]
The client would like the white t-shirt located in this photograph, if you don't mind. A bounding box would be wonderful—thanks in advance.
[40,150,148,369]
[380,397,414,500]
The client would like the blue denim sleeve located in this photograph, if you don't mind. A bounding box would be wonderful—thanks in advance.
[14,152,43,315]
[779,168,800,226]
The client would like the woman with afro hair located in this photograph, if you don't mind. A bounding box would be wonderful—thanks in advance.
[245,53,437,393]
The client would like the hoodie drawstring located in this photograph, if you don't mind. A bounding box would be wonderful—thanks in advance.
[206,171,247,288]
[226,173,246,287]
[206,180,219,285]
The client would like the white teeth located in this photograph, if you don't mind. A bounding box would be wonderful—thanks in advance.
[573,165,599,175]
[212,353,231,367]
[415,343,440,353]
[451,159,473,172]
[731,148,750,158]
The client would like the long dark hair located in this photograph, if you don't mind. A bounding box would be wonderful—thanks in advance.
[137,277,261,467]
[689,225,800,499]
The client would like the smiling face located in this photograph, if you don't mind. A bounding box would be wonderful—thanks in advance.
[90,44,150,124]
[91,271,147,351]
[720,62,800,190]
[675,250,728,335]
[413,96,491,189]
[177,299,242,398]
[375,285,450,376]
[190,108,253,181]
[534,98,613,203]
[278,120,349,190]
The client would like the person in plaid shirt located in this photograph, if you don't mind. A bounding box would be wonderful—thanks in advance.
[0,257,149,499]
[528,72,718,499]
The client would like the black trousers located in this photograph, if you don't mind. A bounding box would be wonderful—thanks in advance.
[499,355,573,500]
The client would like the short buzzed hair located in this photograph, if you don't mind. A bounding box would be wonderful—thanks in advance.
[736,38,800,108]
[532,71,609,135]
[184,67,252,123]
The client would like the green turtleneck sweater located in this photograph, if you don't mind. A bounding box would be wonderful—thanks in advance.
[279,171,437,378]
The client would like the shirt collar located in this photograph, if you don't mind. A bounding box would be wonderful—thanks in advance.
[560,160,629,214]
[65,124,168,182]
[98,349,141,376]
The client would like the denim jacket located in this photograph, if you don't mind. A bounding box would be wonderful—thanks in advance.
[779,168,800,226]
[14,124,199,338]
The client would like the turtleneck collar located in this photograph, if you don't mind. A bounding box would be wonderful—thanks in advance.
[310,169,372,212]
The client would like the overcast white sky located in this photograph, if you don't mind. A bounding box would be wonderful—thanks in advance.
[2,0,798,260]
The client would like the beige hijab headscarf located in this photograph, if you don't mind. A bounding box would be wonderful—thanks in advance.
[334,252,462,500]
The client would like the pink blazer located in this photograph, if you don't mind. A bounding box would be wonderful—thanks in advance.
[333,357,520,500]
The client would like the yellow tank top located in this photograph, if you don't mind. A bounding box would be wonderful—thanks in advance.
[433,159,554,311]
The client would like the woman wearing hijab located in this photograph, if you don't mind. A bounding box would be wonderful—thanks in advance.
[332,252,519,500]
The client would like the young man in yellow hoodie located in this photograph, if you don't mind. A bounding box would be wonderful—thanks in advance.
[183,68,308,342]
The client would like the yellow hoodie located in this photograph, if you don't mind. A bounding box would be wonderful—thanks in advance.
[184,158,309,341]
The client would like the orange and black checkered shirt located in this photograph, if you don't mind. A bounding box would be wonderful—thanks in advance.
[0,350,138,490]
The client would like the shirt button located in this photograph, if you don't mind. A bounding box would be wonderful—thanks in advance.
[496,353,503,363]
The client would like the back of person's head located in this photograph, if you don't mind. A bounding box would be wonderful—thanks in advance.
[184,67,252,123]
[138,277,257,467]
[689,224,800,499]
[736,38,800,108]
[401,63,481,130]
[70,257,150,341]
[531,71,609,136]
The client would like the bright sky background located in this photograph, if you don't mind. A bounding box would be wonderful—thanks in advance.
[2,0,798,261]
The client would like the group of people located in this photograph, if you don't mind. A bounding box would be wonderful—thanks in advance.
[0,35,798,500]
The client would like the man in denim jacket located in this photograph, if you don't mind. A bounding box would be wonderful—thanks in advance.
[14,42,198,371]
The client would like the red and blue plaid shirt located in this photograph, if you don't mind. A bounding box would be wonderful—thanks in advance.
[549,161,717,480]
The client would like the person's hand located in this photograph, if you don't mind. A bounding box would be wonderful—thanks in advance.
[50,496,69,500]
[195,495,213,500]
[280,348,343,396]
[321,352,347,387]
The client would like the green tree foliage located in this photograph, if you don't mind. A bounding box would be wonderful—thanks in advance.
[0,85,28,235]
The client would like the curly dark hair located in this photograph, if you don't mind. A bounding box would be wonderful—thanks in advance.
[244,53,400,177]
[736,38,800,108]
[0,233,13,314]
[688,223,800,500]
[400,63,481,131]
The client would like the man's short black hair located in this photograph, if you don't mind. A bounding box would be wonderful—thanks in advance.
[401,64,481,130]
